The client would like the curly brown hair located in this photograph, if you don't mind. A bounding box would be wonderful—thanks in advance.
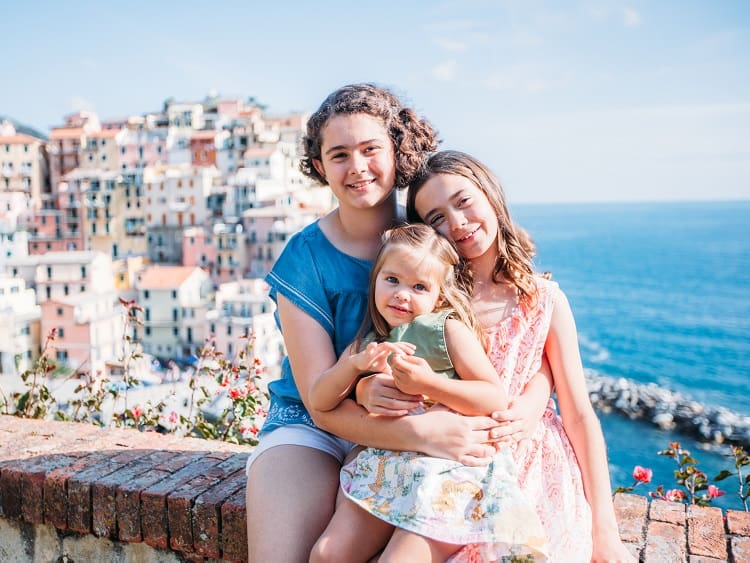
[300,84,439,189]
[406,150,541,305]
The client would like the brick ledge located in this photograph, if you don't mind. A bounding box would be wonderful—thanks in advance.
[2,415,750,562]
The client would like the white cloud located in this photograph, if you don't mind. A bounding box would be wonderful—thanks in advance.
[623,7,641,28]
[69,96,96,113]
[432,59,458,82]
[435,38,469,53]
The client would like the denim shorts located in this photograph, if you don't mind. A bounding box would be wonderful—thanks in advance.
[245,424,357,475]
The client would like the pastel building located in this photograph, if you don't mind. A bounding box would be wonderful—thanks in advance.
[28,190,83,255]
[0,122,49,230]
[34,251,114,304]
[40,289,123,376]
[135,265,211,361]
[207,278,282,366]
[143,164,221,263]
[0,274,41,375]
[79,129,127,172]
[47,111,100,190]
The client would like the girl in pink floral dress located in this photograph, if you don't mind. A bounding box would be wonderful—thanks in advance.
[403,150,634,562]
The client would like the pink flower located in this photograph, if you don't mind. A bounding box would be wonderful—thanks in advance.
[633,465,653,484]
[168,411,178,424]
[665,489,686,502]
[707,485,725,498]
[130,405,143,419]
[229,387,248,400]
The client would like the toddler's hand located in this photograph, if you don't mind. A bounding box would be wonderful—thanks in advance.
[390,354,433,396]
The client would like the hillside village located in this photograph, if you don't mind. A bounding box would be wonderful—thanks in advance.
[0,95,333,383]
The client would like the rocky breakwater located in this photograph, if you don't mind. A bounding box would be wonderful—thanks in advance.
[585,370,750,449]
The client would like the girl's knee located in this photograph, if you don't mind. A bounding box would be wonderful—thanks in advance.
[309,535,347,563]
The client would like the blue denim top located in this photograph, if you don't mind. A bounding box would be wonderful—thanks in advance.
[262,220,373,434]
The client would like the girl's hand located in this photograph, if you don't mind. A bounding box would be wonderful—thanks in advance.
[412,407,500,466]
[351,341,415,374]
[390,354,433,396]
[591,533,636,562]
[355,373,422,416]
[490,393,547,447]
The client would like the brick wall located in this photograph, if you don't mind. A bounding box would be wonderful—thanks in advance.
[1,415,749,562]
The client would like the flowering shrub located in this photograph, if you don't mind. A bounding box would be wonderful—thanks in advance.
[617,441,744,509]
[614,465,652,496]
[0,300,269,447]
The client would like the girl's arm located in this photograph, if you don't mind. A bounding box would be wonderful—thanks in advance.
[491,356,553,444]
[308,340,415,412]
[546,289,633,561]
[276,294,499,465]
[389,318,508,415]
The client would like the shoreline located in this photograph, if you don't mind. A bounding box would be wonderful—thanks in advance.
[585,370,750,449]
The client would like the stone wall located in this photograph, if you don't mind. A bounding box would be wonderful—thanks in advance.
[2,415,749,562]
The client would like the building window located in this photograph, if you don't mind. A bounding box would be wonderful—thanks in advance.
[172,290,177,299]
[57,307,63,316]
[144,290,150,299]
[173,327,178,336]
[58,328,65,338]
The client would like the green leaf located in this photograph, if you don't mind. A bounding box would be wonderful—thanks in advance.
[714,470,733,481]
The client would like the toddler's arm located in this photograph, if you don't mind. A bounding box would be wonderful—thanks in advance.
[308,340,415,412]
[390,318,508,415]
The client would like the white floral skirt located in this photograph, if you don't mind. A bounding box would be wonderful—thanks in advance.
[341,448,548,560]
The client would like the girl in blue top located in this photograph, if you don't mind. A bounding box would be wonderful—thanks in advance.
[245,84,553,562]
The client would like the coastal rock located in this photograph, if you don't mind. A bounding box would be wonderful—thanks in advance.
[584,370,750,450]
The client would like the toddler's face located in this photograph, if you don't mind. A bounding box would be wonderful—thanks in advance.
[374,247,442,328]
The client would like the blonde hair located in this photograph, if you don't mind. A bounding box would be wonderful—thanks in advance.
[358,224,485,349]
[407,150,541,305]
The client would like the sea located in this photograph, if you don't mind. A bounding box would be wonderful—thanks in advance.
[511,200,750,510]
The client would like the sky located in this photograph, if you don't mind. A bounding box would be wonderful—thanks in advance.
[2,0,749,203]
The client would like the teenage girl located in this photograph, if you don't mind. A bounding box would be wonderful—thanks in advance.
[245,87,524,562]
[396,150,634,562]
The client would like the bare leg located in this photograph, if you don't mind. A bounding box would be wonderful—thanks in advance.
[246,445,340,563]
[310,497,394,563]
[380,528,460,563]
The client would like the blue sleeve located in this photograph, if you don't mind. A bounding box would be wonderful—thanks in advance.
[264,228,334,338]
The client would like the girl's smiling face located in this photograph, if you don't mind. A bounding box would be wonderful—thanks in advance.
[312,113,396,210]
[414,173,499,263]
[373,246,443,328]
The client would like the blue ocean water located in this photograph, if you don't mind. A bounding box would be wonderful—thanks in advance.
[513,200,750,510]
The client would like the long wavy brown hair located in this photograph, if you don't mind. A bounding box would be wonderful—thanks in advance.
[406,150,541,305]
[299,83,439,189]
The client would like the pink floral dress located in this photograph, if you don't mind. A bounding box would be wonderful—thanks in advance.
[454,278,593,562]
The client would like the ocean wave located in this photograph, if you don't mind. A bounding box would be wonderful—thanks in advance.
[583,369,750,449]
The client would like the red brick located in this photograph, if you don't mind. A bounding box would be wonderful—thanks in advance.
[21,454,80,523]
[66,448,147,534]
[43,451,109,529]
[167,451,241,553]
[117,451,198,543]
[644,520,686,562]
[141,452,224,550]
[687,505,727,559]
[193,463,248,558]
[613,492,648,544]
[649,498,687,526]
[726,509,750,536]
[0,464,23,517]
[730,535,750,562]
[92,449,179,538]
[221,486,248,562]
